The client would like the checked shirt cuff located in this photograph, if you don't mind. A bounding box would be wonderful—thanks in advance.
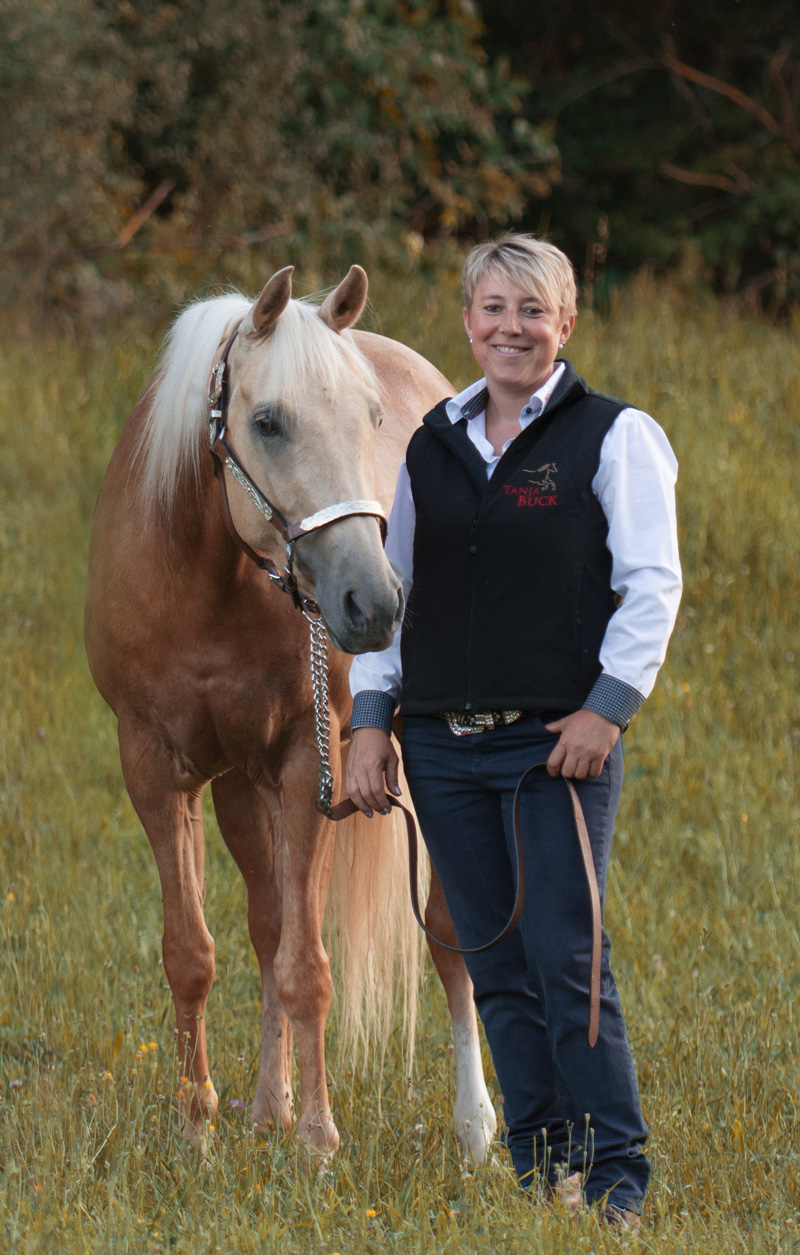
[582,673,645,730]
[351,689,396,735]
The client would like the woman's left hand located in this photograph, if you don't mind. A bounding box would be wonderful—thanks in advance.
[544,710,620,779]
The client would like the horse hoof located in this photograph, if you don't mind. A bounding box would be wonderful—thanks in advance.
[250,1099,294,1134]
[454,1107,498,1168]
[174,1079,219,1152]
[296,1114,340,1170]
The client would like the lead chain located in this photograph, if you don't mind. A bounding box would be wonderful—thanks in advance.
[307,613,334,817]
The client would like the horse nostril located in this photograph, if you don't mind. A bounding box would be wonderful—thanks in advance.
[394,587,404,627]
[343,591,367,634]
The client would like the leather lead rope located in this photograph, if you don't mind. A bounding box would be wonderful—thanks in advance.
[329,761,602,1048]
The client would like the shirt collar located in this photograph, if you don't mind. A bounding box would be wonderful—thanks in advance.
[444,362,567,427]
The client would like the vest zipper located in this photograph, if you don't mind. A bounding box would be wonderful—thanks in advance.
[464,515,479,708]
[468,517,478,554]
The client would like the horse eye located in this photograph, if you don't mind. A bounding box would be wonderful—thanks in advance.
[253,405,283,437]
[370,404,384,428]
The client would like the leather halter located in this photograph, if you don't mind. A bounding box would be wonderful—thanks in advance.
[207,329,387,614]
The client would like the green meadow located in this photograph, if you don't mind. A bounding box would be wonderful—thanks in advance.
[1,271,799,1252]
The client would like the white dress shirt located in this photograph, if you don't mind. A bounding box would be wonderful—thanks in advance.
[350,364,682,727]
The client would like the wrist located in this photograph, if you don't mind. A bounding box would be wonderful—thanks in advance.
[352,725,391,741]
[582,674,644,730]
[351,689,396,735]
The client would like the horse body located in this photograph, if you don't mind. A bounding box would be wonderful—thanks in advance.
[85,267,496,1162]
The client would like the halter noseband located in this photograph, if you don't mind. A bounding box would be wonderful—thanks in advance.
[207,329,388,616]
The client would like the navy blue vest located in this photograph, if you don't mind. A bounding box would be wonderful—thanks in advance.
[400,363,625,715]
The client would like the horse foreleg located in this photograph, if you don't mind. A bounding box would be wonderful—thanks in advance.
[211,768,295,1132]
[425,866,498,1165]
[118,720,218,1145]
[272,741,339,1162]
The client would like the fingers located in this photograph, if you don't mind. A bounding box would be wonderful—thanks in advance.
[545,710,619,778]
[385,754,402,798]
[546,740,566,778]
[547,746,598,778]
[347,765,392,815]
[346,730,399,817]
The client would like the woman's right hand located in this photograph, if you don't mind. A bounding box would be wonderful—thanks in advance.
[346,726,401,817]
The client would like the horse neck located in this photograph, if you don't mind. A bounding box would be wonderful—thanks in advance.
[163,440,257,591]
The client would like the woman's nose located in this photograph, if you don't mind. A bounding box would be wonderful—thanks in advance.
[500,310,522,334]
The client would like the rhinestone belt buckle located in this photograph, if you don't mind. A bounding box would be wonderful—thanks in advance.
[443,710,522,737]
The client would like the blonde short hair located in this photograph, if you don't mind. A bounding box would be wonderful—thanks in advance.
[462,233,577,319]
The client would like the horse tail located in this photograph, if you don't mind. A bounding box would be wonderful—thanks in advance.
[327,737,426,1078]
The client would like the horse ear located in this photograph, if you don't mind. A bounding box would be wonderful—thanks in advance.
[318,265,369,334]
[247,266,294,340]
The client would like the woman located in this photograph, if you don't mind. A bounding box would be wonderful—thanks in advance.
[346,234,681,1227]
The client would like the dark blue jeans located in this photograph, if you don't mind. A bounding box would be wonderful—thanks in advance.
[401,712,650,1212]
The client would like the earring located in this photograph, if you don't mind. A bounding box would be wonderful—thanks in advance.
[559,341,565,348]
[468,337,473,343]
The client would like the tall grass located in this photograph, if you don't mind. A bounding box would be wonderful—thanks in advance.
[1,272,799,1252]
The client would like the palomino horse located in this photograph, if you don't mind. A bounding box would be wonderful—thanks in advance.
[85,265,497,1163]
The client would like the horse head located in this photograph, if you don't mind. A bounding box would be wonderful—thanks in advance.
[220,266,403,653]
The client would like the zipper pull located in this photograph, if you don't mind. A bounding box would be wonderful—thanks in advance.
[468,518,478,554]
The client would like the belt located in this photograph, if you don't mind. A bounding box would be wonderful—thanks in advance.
[440,710,522,736]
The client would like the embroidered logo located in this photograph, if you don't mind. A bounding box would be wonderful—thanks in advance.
[502,462,559,508]
[523,462,557,492]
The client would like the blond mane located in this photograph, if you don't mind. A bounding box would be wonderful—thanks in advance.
[137,291,377,518]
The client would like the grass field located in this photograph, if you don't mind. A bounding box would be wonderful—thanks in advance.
[1,269,799,1253]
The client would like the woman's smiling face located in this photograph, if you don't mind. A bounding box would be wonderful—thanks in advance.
[463,272,574,398]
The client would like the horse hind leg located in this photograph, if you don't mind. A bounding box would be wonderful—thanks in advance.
[118,718,218,1145]
[425,867,498,1166]
[211,768,294,1133]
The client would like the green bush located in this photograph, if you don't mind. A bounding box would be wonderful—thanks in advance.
[0,0,557,318]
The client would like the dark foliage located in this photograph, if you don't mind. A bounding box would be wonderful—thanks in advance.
[479,0,800,311]
[2,0,798,316]
[0,0,556,315]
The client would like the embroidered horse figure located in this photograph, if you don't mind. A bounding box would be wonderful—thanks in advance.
[523,461,558,492]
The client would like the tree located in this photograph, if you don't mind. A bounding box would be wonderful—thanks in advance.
[479,0,800,311]
[0,0,559,314]
[0,0,136,307]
